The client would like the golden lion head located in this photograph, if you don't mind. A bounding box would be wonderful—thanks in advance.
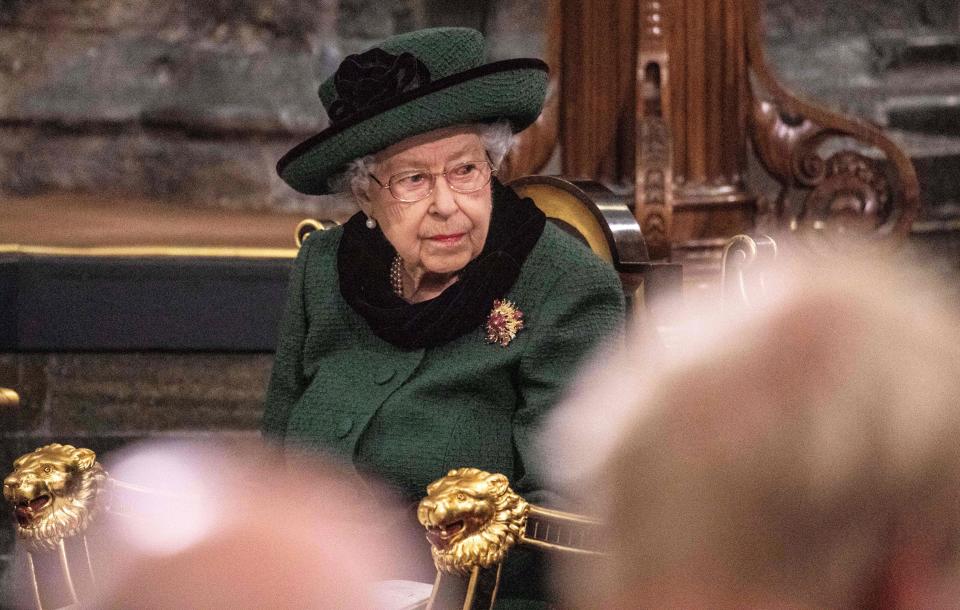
[3,444,108,552]
[417,467,528,575]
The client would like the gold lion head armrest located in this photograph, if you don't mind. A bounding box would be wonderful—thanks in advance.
[417,468,604,610]
[4,444,110,609]
[417,468,529,577]
[3,444,108,555]
[3,443,169,610]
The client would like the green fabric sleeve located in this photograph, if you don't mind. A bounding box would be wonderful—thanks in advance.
[497,259,624,607]
[513,262,625,503]
[261,234,314,439]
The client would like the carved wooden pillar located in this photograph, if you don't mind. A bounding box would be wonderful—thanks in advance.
[636,0,756,261]
[506,1,639,184]
[514,0,759,261]
[557,1,638,182]
[508,0,919,272]
[634,1,673,259]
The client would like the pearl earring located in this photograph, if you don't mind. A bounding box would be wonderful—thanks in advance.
[365,216,377,229]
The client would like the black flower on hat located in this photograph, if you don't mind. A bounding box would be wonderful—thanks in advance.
[327,48,431,123]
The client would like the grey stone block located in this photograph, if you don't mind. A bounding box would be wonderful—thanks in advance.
[422,0,487,30]
[0,0,338,46]
[484,0,545,61]
[337,0,407,39]
[0,0,165,32]
[0,128,302,210]
[763,0,941,40]
[0,124,362,213]
[0,31,330,133]
[44,353,273,434]
[912,151,960,217]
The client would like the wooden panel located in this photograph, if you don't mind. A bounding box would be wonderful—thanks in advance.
[557,0,637,184]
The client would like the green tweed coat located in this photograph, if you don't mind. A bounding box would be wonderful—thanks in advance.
[262,221,623,607]
[262,222,624,503]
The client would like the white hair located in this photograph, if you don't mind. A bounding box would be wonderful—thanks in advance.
[327,120,514,195]
[544,248,960,609]
[479,119,514,167]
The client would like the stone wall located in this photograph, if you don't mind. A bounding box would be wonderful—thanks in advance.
[763,0,960,104]
[763,0,957,39]
[0,0,544,211]
[1,0,325,210]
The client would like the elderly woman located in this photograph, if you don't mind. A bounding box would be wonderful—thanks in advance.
[262,27,623,607]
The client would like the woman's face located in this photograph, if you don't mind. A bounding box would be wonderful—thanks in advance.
[356,126,493,281]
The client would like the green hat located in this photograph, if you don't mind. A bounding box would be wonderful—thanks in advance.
[276,27,549,195]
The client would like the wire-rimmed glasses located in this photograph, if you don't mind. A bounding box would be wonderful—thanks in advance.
[369,160,497,203]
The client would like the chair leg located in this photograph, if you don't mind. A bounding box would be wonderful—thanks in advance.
[426,564,502,610]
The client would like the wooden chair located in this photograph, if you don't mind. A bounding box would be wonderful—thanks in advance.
[504,0,920,291]
[409,230,776,610]
[509,175,682,314]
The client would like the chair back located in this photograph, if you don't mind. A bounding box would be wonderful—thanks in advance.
[509,175,682,312]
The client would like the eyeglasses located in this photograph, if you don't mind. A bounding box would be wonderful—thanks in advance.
[369,160,497,203]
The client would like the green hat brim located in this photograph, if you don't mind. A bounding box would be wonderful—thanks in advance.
[277,58,548,196]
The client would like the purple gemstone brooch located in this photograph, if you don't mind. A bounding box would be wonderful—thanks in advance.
[485,299,524,347]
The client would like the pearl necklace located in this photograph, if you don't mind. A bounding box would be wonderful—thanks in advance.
[390,254,404,298]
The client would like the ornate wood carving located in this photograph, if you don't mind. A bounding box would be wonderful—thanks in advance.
[745,0,919,239]
[635,1,674,259]
[720,233,777,308]
[663,0,756,268]
[509,0,920,265]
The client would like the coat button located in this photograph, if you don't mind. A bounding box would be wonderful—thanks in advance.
[375,367,395,385]
[335,416,353,438]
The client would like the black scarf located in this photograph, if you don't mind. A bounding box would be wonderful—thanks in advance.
[337,179,546,349]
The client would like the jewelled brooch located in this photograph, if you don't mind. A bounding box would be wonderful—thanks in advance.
[485,299,524,347]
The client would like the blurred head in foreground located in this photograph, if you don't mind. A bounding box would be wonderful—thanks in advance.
[89,440,412,609]
[543,249,960,609]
